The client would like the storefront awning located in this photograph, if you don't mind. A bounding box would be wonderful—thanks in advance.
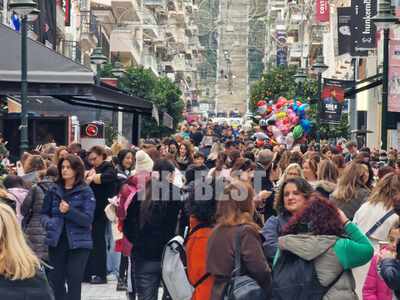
[0,24,94,85]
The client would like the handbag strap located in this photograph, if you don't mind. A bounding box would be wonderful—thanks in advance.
[366,209,395,237]
[232,224,244,277]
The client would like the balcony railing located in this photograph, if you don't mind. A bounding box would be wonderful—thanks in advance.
[143,53,159,75]
[143,0,166,7]
[60,40,82,64]
[80,11,99,37]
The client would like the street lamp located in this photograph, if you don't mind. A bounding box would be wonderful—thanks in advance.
[90,46,108,85]
[111,61,126,79]
[294,67,307,97]
[8,0,39,155]
[111,61,126,140]
[312,54,328,144]
[372,0,398,150]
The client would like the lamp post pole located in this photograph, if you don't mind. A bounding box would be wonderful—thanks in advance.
[381,28,389,150]
[20,15,28,155]
[316,71,322,144]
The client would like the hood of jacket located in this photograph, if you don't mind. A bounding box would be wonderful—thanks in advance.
[7,188,29,202]
[279,234,338,261]
[315,180,336,198]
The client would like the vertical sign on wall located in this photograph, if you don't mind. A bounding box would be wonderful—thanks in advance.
[316,0,330,22]
[351,0,376,56]
[337,7,353,55]
[388,39,400,112]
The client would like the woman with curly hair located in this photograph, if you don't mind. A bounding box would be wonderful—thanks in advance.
[261,177,313,264]
[273,195,373,300]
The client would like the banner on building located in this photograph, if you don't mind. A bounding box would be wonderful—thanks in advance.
[388,39,400,112]
[38,0,56,49]
[276,31,287,66]
[337,7,353,56]
[316,0,330,22]
[321,79,351,124]
[351,0,376,55]
[63,0,71,27]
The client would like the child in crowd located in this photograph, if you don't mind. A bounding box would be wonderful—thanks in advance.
[363,223,400,300]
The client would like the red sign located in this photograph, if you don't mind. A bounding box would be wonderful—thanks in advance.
[316,0,330,22]
[322,85,345,103]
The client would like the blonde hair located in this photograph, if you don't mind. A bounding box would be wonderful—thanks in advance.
[368,173,400,209]
[216,180,259,230]
[331,162,369,203]
[111,142,124,156]
[0,203,40,280]
[277,163,304,187]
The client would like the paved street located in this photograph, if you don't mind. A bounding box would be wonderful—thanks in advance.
[82,276,164,300]
[82,277,126,300]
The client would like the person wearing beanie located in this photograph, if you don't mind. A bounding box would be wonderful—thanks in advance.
[134,150,154,174]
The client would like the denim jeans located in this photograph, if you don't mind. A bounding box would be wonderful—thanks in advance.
[106,221,120,277]
[131,257,162,300]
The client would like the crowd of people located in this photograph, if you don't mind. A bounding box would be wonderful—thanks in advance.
[0,121,398,300]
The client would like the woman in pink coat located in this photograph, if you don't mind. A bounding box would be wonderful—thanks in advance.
[362,254,393,300]
[362,224,400,300]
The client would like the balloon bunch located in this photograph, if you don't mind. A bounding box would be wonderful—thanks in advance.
[255,96,312,148]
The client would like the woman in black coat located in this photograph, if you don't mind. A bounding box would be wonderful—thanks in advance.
[85,146,118,284]
[123,159,182,300]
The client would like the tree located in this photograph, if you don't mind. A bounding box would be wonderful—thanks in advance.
[115,67,184,138]
[250,66,350,140]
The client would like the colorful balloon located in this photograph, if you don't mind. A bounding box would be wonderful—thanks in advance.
[293,125,304,140]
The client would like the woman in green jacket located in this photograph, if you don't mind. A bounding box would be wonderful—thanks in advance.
[273,194,374,300]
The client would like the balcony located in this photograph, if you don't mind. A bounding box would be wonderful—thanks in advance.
[110,26,141,65]
[79,11,99,50]
[91,0,116,36]
[143,8,159,39]
[111,0,141,22]
[143,52,159,76]
[144,0,166,9]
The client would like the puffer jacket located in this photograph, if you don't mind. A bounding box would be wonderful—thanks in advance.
[276,222,374,300]
[379,258,400,299]
[0,269,54,300]
[40,183,96,249]
[21,179,56,260]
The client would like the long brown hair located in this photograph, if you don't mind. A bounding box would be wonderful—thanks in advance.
[331,162,369,203]
[317,159,339,183]
[215,180,258,230]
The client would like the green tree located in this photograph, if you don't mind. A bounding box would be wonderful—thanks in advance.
[115,67,184,138]
[250,66,349,140]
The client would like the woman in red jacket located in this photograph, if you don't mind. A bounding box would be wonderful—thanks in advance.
[185,177,218,300]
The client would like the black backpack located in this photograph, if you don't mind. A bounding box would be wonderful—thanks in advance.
[272,249,343,300]
[223,225,267,300]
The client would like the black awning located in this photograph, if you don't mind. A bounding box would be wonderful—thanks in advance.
[68,85,153,114]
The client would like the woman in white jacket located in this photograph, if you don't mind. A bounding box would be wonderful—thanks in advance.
[352,172,400,297]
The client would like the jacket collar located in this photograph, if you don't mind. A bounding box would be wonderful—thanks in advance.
[53,183,89,199]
